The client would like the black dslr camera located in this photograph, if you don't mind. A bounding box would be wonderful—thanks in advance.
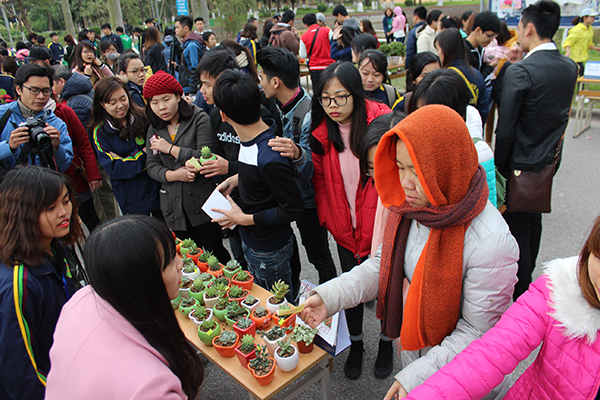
[20,116,52,151]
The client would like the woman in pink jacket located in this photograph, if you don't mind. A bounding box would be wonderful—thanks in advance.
[404,214,600,399]
[392,6,407,43]
[45,215,204,399]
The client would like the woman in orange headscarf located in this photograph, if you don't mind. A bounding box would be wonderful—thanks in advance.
[300,105,519,398]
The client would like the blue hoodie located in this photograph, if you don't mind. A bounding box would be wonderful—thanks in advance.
[61,72,94,128]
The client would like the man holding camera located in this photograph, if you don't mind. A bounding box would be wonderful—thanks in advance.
[0,64,73,173]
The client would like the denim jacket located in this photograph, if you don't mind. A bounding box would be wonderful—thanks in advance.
[280,89,316,209]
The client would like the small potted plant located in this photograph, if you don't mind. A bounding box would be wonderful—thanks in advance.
[179,275,194,298]
[274,338,299,372]
[171,292,182,310]
[203,285,220,309]
[388,41,406,65]
[212,329,239,357]
[187,245,203,265]
[233,316,256,338]
[289,324,319,353]
[228,284,249,305]
[223,259,242,279]
[188,305,213,327]
[260,325,289,356]
[213,295,231,322]
[196,249,212,272]
[197,272,214,287]
[212,276,231,288]
[189,279,205,305]
[231,270,254,291]
[182,257,200,280]
[225,303,250,328]
[197,318,221,346]
[266,280,289,314]
[179,238,196,258]
[272,304,297,329]
[247,345,276,386]
[250,306,272,330]
[178,296,199,316]
[242,294,260,313]
[234,334,257,367]
[200,145,218,165]
[175,237,182,255]
[206,255,224,278]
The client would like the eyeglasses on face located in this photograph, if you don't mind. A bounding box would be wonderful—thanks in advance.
[318,93,352,107]
[127,67,148,75]
[22,85,52,97]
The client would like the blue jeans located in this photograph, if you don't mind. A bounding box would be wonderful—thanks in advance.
[242,235,295,303]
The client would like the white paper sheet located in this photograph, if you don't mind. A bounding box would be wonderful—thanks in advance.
[201,188,236,229]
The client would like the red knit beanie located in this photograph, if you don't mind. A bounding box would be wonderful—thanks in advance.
[143,70,184,100]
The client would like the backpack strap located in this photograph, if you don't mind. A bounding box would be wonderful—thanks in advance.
[13,264,47,386]
[291,96,311,143]
[383,84,396,108]
[448,66,477,103]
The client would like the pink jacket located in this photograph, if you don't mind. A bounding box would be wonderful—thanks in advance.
[406,256,600,399]
[392,6,406,33]
[45,286,187,400]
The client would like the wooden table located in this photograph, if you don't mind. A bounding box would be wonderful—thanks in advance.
[573,76,600,138]
[176,285,331,400]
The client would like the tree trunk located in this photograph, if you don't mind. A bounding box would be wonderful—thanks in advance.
[107,0,124,31]
[60,0,76,38]
[14,0,32,34]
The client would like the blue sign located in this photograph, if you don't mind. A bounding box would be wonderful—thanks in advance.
[176,0,188,15]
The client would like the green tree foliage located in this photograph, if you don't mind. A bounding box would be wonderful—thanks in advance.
[220,0,255,37]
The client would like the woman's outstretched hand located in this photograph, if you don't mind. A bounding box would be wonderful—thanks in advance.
[299,293,328,328]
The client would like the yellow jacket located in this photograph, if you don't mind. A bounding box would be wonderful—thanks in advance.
[562,23,594,63]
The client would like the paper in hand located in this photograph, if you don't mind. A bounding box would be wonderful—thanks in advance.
[201,188,236,229]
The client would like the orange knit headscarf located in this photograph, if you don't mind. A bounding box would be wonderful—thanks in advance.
[374,105,488,350]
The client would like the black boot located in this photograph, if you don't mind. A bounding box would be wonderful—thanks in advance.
[344,340,364,380]
[374,339,394,379]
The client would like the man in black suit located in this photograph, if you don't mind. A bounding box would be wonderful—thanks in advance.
[495,0,578,300]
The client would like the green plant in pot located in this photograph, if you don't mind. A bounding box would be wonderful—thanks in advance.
[197,272,214,286]
[232,270,254,291]
[242,294,260,313]
[225,303,250,328]
[189,305,212,327]
[223,259,242,279]
[260,325,290,356]
[290,324,319,353]
[197,317,221,346]
[248,345,276,385]
[274,338,299,372]
[273,304,297,328]
[199,146,217,165]
[182,257,199,280]
[266,279,290,314]
[233,316,256,338]
[213,277,230,288]
[178,296,199,316]
[179,275,193,298]
[235,334,257,367]
[180,238,196,257]
[207,255,223,278]
[212,329,239,357]
[171,291,182,310]
[213,295,231,321]
[250,306,272,330]
[197,249,212,272]
[203,285,220,309]
[189,279,205,304]
[228,284,249,305]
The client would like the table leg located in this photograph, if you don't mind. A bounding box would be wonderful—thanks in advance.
[320,358,331,400]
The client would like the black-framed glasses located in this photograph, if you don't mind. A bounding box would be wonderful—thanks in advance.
[127,67,148,75]
[484,31,498,39]
[318,94,351,107]
[22,85,52,97]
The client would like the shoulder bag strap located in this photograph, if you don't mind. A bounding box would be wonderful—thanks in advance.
[448,66,477,101]
[308,27,321,59]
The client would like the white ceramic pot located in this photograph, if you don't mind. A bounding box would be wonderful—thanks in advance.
[189,308,213,327]
[182,267,200,281]
[179,286,190,299]
[204,293,220,309]
[263,332,288,356]
[274,344,299,372]
[265,296,288,315]
[241,297,261,313]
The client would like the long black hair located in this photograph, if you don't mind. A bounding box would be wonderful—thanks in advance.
[84,215,203,399]
[309,62,368,157]
[358,50,390,83]
[408,52,441,83]
[434,28,469,69]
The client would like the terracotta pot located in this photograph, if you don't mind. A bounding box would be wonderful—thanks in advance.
[232,272,254,291]
[271,313,296,329]
[229,289,249,305]
[212,331,239,357]
[274,344,299,372]
[296,340,314,354]
[197,321,221,346]
[233,318,256,337]
[207,265,224,278]
[196,261,209,273]
[250,309,272,330]
[248,358,276,386]
[234,344,256,367]
[265,296,288,315]
[188,249,203,265]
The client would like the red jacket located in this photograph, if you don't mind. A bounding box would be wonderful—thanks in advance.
[301,24,335,70]
[54,102,101,194]
[311,100,390,260]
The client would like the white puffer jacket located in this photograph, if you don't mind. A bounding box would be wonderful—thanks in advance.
[314,202,519,396]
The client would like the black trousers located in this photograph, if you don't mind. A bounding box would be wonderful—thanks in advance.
[295,207,337,284]
[78,197,101,233]
[337,243,365,338]
[503,211,542,300]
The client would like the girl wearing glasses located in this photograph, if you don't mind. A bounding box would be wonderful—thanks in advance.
[72,41,113,88]
[309,61,391,380]
[117,53,147,108]
[0,166,84,400]
[88,77,161,217]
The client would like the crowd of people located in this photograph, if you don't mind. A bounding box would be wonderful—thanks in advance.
[0,0,598,399]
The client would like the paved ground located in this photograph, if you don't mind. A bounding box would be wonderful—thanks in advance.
[197,115,600,399]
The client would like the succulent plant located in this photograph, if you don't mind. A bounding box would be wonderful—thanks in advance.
[181,238,196,249]
[276,338,295,358]
[180,297,197,308]
[179,276,193,289]
[253,307,269,318]
[279,304,291,311]
[182,257,196,273]
[261,325,287,341]
[228,284,244,299]
[212,282,229,296]
[215,330,237,347]
[213,277,229,287]
[225,259,241,271]
[204,285,219,299]
[270,280,290,303]
[234,270,250,282]
[200,318,217,332]
[244,295,258,306]
[235,317,253,329]
[191,306,208,320]
[207,255,220,271]
[290,325,319,345]
[249,345,273,374]
[198,249,212,263]
[239,334,256,354]
[191,279,204,292]
[226,303,248,321]
[214,295,230,310]
[201,146,213,159]
[198,272,213,282]
[188,246,201,255]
